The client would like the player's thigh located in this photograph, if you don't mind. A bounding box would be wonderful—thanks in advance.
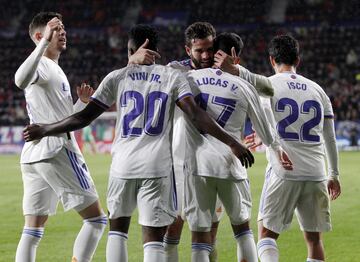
[173,165,184,217]
[184,174,217,232]
[258,169,302,234]
[296,180,331,232]
[107,176,137,219]
[21,163,58,216]
[137,175,177,227]
[211,195,225,223]
[218,178,252,225]
[49,148,99,212]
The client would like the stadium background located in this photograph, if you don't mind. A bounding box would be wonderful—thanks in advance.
[0,0,359,261]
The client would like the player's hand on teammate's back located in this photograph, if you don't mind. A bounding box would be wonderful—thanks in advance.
[23,124,47,142]
[43,17,63,42]
[230,141,255,169]
[128,38,161,65]
[327,178,341,200]
[244,131,263,150]
[213,49,239,76]
[77,83,94,103]
[276,148,293,171]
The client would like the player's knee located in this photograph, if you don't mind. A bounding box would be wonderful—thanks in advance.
[78,200,103,219]
[166,216,184,238]
[192,231,212,244]
[25,215,49,228]
[142,225,167,243]
[231,221,250,235]
[304,232,321,245]
[109,217,131,233]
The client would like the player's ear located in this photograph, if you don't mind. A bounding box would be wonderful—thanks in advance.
[295,57,300,67]
[185,45,191,56]
[269,56,276,67]
[34,32,43,42]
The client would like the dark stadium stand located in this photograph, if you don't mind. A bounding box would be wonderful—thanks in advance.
[0,0,359,126]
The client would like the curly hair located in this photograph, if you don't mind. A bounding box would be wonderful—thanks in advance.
[184,22,216,46]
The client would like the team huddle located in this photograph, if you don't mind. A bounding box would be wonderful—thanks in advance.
[15,11,341,262]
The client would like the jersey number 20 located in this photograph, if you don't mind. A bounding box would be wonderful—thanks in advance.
[120,91,168,137]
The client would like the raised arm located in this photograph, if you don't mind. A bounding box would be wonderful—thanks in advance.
[14,38,49,89]
[15,17,62,89]
[177,96,254,168]
[23,102,105,141]
[213,50,274,97]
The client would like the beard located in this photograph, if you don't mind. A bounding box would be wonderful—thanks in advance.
[190,55,213,69]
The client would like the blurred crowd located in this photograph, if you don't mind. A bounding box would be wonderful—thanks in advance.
[0,0,359,125]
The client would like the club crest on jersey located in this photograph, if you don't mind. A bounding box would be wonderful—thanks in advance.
[62,82,69,91]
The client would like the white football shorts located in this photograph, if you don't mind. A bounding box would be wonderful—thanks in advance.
[174,164,224,222]
[184,174,252,232]
[21,147,99,216]
[107,173,177,227]
[258,167,331,233]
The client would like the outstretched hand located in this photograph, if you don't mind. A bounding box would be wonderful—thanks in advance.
[77,83,94,103]
[230,141,255,168]
[23,124,47,142]
[128,38,161,65]
[328,178,341,200]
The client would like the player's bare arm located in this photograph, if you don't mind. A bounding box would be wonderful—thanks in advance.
[128,38,161,65]
[177,95,254,168]
[23,101,105,141]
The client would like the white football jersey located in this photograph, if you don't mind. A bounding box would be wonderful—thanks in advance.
[91,64,192,179]
[183,68,276,180]
[167,59,194,174]
[16,39,82,164]
[264,72,334,181]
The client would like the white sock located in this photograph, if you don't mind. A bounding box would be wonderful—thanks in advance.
[257,238,279,262]
[163,236,179,262]
[72,215,107,262]
[209,240,217,262]
[144,241,165,262]
[235,230,258,262]
[192,243,212,262]
[15,227,44,262]
[106,231,128,262]
[306,259,324,262]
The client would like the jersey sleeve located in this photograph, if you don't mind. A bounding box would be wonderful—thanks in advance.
[172,71,193,102]
[243,83,278,149]
[14,38,50,89]
[90,71,118,109]
[236,64,274,97]
[322,93,334,119]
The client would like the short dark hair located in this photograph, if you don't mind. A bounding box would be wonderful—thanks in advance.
[184,22,216,46]
[29,12,62,37]
[268,34,299,65]
[213,32,244,56]
[128,24,158,52]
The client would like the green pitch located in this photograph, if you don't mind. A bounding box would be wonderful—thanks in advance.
[1,152,359,261]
